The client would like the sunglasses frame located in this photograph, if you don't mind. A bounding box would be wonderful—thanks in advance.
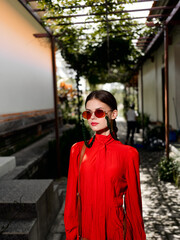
[82,109,111,120]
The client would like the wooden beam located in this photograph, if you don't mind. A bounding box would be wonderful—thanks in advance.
[145,1,180,55]
[44,7,172,20]
[33,33,49,38]
[18,0,52,35]
[56,14,167,26]
[31,0,160,11]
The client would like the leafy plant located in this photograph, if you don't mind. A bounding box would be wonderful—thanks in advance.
[38,0,144,85]
[159,156,179,184]
[58,81,83,124]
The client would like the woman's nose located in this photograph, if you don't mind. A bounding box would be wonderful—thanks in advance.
[90,112,96,119]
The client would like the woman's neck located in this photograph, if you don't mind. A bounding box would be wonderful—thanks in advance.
[96,127,110,136]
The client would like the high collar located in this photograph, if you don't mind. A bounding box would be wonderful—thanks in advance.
[94,133,115,146]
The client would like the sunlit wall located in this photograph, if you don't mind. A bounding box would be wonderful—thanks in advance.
[138,26,180,130]
[0,0,54,114]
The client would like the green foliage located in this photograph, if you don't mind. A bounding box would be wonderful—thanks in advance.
[58,81,83,124]
[59,95,83,124]
[159,156,179,185]
[38,0,143,85]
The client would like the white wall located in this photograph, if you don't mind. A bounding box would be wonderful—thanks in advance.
[138,26,180,130]
[138,58,157,122]
[0,0,54,114]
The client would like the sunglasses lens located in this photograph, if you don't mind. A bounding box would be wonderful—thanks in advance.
[82,109,106,119]
[95,109,105,118]
[82,111,91,119]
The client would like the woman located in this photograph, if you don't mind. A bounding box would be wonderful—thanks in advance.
[64,90,146,240]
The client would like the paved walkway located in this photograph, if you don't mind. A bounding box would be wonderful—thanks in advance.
[140,149,180,240]
[47,119,180,240]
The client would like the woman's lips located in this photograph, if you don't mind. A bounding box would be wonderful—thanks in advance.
[91,122,99,126]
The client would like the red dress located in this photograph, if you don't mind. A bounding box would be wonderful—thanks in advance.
[64,134,146,240]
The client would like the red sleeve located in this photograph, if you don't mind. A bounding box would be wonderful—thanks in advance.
[126,147,146,240]
[64,142,82,240]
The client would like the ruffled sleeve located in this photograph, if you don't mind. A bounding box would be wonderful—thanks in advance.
[126,147,146,239]
[64,142,83,240]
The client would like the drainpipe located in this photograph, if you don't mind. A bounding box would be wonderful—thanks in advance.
[51,36,61,177]
[141,65,144,143]
[164,24,169,160]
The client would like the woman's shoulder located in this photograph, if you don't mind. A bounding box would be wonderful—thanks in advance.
[70,140,84,154]
[112,140,139,156]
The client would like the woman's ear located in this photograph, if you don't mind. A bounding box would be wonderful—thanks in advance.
[111,110,118,120]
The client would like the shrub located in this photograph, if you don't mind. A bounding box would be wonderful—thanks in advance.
[159,156,179,185]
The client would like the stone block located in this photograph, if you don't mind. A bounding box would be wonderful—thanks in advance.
[0,157,16,178]
[0,219,38,240]
[0,179,61,240]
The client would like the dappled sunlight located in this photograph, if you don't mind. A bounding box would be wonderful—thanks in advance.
[117,120,180,239]
[140,150,180,239]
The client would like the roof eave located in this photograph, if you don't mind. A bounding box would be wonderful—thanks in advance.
[144,1,180,58]
[18,0,52,36]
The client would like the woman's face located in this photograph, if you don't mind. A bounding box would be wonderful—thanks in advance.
[85,98,118,136]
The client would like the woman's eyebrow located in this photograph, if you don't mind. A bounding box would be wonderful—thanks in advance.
[86,107,103,111]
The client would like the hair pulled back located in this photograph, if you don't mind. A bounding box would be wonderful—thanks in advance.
[85,90,118,138]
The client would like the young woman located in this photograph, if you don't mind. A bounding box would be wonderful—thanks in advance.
[64,90,146,240]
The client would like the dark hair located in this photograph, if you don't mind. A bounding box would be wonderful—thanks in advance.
[85,90,118,137]
[130,103,135,109]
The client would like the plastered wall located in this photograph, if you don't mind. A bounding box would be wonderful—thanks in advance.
[0,0,54,114]
[138,26,180,129]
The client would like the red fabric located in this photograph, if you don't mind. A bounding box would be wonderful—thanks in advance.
[64,134,146,240]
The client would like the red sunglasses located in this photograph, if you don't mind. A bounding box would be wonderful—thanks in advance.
[82,109,108,120]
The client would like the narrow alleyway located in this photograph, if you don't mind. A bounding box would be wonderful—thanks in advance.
[47,119,180,240]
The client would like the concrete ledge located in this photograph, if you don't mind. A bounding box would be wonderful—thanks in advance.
[0,157,16,178]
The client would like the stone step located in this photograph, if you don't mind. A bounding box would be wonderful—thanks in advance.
[46,195,66,240]
[0,157,16,178]
[0,180,53,219]
[46,178,67,240]
[0,219,38,240]
[0,179,60,240]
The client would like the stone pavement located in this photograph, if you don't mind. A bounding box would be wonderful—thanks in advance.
[46,178,66,240]
[140,149,180,240]
[47,119,180,240]
[118,118,180,239]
